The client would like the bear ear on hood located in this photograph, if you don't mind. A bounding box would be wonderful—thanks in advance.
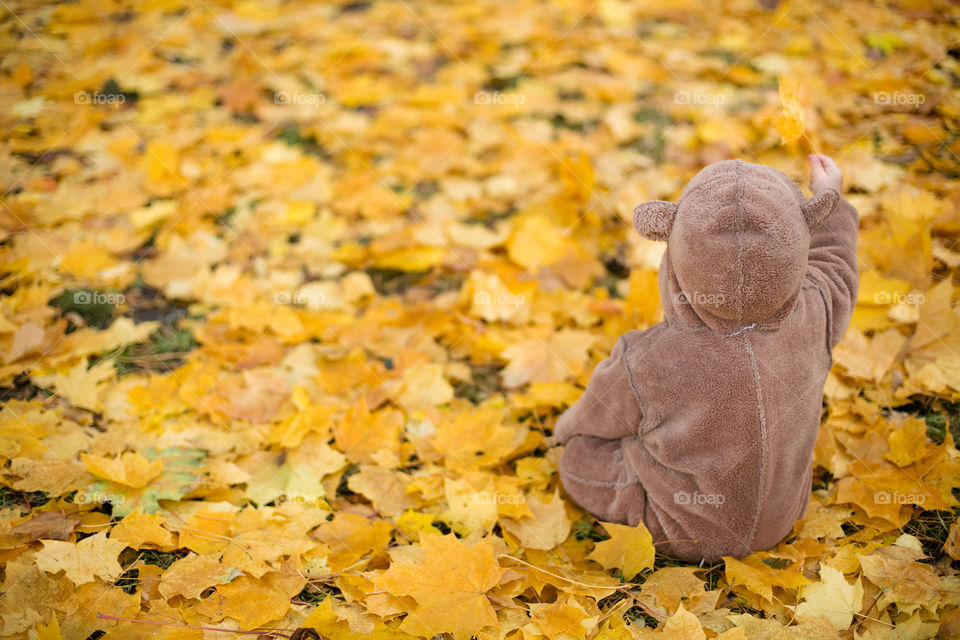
[800,189,840,230]
[633,200,678,242]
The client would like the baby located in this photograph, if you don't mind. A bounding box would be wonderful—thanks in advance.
[554,155,858,563]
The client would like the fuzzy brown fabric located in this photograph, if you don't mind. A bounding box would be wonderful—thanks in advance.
[554,159,859,562]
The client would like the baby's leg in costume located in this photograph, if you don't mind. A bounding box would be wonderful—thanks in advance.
[557,434,647,526]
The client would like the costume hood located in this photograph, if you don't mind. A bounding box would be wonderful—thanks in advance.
[633,160,839,333]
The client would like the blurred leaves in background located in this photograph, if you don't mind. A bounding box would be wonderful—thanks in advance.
[1,0,960,638]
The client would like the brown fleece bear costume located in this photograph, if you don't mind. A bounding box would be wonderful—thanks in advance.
[554,159,859,562]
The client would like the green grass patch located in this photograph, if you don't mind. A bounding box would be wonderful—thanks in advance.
[111,326,198,376]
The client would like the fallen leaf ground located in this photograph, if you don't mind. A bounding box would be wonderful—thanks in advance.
[1,0,960,639]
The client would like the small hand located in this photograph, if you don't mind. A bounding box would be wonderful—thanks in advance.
[808,153,842,195]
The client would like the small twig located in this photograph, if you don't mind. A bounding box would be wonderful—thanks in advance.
[303,572,341,581]
[616,586,668,622]
[487,593,512,607]
[853,589,891,630]
[852,611,895,628]
[497,553,637,589]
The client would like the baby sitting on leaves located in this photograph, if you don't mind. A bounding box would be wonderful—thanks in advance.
[553,155,858,562]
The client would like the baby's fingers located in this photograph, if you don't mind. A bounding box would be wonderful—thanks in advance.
[808,155,825,180]
[813,154,840,174]
[807,154,842,193]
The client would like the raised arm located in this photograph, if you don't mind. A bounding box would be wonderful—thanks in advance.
[805,154,859,349]
[552,336,643,444]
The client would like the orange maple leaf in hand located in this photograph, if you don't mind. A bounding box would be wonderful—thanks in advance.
[773,76,806,146]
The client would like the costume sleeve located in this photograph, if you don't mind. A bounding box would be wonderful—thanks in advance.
[806,196,859,350]
[552,337,643,444]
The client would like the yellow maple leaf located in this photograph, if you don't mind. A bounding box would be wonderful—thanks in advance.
[526,596,598,640]
[158,552,238,600]
[884,417,928,467]
[500,490,572,551]
[858,545,940,613]
[193,574,293,628]
[7,454,88,496]
[178,506,235,554]
[143,139,185,189]
[394,360,454,410]
[466,270,532,324]
[333,396,403,464]
[312,511,395,571]
[639,566,716,616]
[372,532,503,640]
[81,451,164,488]
[56,240,119,279]
[793,564,863,630]
[109,508,174,548]
[723,554,809,608]
[34,531,126,586]
[772,76,805,145]
[500,328,596,388]
[396,509,444,539]
[431,406,521,470]
[587,521,655,579]
[39,358,115,412]
[347,464,418,517]
[57,581,139,639]
[659,603,706,640]
[441,475,499,536]
[506,215,576,269]
[300,595,423,640]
